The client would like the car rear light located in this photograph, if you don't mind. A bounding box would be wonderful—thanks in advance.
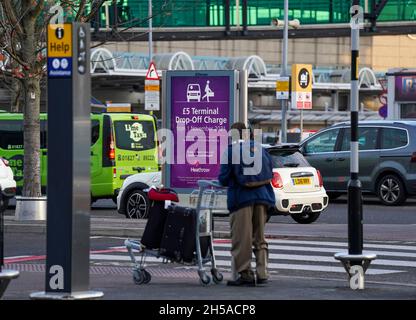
[411,152,416,163]
[131,115,139,120]
[113,168,117,178]
[109,128,115,160]
[317,170,323,187]
[271,172,283,189]
[1,158,9,166]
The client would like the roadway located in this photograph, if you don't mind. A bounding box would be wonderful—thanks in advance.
[2,195,416,299]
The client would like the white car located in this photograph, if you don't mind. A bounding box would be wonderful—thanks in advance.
[117,145,328,223]
[0,157,16,211]
[117,171,162,219]
[266,145,328,224]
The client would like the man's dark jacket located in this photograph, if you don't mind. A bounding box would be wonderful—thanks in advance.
[218,141,276,213]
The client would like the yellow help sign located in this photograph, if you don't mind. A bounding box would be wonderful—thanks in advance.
[291,64,312,93]
[47,24,72,58]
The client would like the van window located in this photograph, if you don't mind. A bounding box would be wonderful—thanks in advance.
[341,127,379,151]
[0,120,47,150]
[381,128,408,149]
[114,120,155,151]
[304,129,339,154]
[91,120,100,146]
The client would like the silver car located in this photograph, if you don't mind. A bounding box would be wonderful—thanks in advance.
[299,121,416,206]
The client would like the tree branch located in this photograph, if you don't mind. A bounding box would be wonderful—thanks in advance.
[2,0,24,35]
[75,0,87,21]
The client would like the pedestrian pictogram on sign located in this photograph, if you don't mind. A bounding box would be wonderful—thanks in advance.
[145,61,160,80]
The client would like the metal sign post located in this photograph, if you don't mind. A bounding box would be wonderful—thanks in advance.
[30,23,103,300]
[335,2,376,290]
[280,0,289,143]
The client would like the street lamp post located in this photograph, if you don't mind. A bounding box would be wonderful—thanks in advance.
[280,0,289,143]
[148,0,153,62]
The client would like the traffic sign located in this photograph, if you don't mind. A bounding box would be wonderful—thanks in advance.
[291,64,313,110]
[276,77,290,100]
[145,79,160,111]
[47,24,72,78]
[47,24,72,58]
[145,61,160,80]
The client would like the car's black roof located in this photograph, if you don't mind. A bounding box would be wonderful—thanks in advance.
[331,120,416,127]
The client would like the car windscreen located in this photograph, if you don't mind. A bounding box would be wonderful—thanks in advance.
[114,120,156,151]
[267,149,310,168]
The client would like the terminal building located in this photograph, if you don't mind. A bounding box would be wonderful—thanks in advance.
[1,0,416,136]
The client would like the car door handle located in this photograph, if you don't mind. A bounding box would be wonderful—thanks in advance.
[325,158,333,162]
[336,158,346,161]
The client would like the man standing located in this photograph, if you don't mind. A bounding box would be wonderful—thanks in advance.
[218,122,275,286]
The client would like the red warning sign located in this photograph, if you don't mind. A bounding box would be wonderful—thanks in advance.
[145,61,160,80]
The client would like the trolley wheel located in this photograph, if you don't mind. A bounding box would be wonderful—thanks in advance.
[211,269,223,284]
[133,268,144,285]
[142,269,152,284]
[199,273,211,286]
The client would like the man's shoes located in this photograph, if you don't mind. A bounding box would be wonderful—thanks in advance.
[256,278,269,285]
[226,277,256,287]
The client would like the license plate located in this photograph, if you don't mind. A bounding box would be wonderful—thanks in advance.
[293,177,311,185]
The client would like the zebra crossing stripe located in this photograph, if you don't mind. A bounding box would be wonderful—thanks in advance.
[263,239,416,251]
[213,243,416,258]
[212,260,402,275]
[212,250,416,268]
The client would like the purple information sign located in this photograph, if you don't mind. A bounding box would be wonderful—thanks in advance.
[170,76,231,189]
[395,76,416,102]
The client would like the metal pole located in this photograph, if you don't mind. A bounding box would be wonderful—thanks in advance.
[348,0,363,258]
[148,0,153,62]
[236,0,240,29]
[300,109,303,141]
[280,0,289,143]
[148,0,154,116]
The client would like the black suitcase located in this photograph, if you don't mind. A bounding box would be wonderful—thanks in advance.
[160,205,197,263]
[141,201,168,249]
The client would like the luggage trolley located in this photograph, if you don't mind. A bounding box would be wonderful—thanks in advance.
[124,180,228,286]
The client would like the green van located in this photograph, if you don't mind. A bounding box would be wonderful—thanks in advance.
[0,112,159,202]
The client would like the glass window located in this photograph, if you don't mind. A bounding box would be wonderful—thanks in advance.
[341,127,379,151]
[0,120,47,150]
[268,149,310,168]
[400,104,416,119]
[381,128,408,149]
[91,120,100,146]
[304,129,339,154]
[114,120,155,151]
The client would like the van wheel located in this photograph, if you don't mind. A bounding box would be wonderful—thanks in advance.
[377,174,406,206]
[291,211,321,224]
[125,189,149,219]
